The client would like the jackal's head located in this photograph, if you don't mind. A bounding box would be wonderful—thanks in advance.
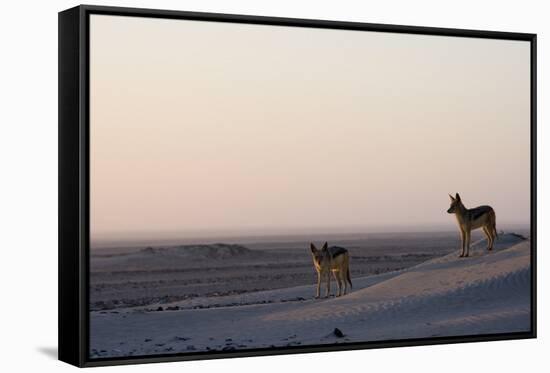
[447,193,462,214]
[310,242,328,266]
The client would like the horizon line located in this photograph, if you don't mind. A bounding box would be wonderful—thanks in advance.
[90,222,530,249]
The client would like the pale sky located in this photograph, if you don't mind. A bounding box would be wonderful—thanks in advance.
[90,15,531,242]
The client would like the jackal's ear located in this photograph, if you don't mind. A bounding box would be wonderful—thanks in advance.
[449,194,455,201]
[310,243,317,253]
[455,193,461,201]
[322,242,328,251]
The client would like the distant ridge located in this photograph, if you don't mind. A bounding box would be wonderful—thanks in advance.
[140,243,253,259]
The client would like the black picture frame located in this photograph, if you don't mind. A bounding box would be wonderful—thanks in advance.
[59,4,537,368]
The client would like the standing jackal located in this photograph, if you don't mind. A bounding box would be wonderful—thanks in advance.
[310,242,352,298]
[447,193,498,258]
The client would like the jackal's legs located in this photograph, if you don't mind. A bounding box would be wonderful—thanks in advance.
[464,230,472,257]
[483,226,493,251]
[459,229,466,257]
[325,271,331,298]
[315,273,321,298]
[341,271,347,295]
[333,271,343,297]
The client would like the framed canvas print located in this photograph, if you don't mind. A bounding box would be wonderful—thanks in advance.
[58,5,537,367]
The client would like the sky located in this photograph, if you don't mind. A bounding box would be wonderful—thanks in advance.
[90,15,531,243]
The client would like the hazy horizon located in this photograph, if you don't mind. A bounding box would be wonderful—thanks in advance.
[90,15,531,243]
[90,222,531,250]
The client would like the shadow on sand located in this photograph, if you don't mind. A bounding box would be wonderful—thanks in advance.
[37,346,58,360]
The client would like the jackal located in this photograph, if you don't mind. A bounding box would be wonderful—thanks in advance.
[310,242,352,298]
[447,193,498,257]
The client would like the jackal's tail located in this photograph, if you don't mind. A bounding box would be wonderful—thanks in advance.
[346,267,352,289]
[492,209,498,240]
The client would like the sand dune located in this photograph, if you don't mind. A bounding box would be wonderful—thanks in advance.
[265,235,529,322]
[90,233,530,358]
[90,234,445,310]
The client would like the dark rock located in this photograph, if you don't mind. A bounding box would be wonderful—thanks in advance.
[333,328,344,338]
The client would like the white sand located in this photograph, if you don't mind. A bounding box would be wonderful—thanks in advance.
[90,233,531,358]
